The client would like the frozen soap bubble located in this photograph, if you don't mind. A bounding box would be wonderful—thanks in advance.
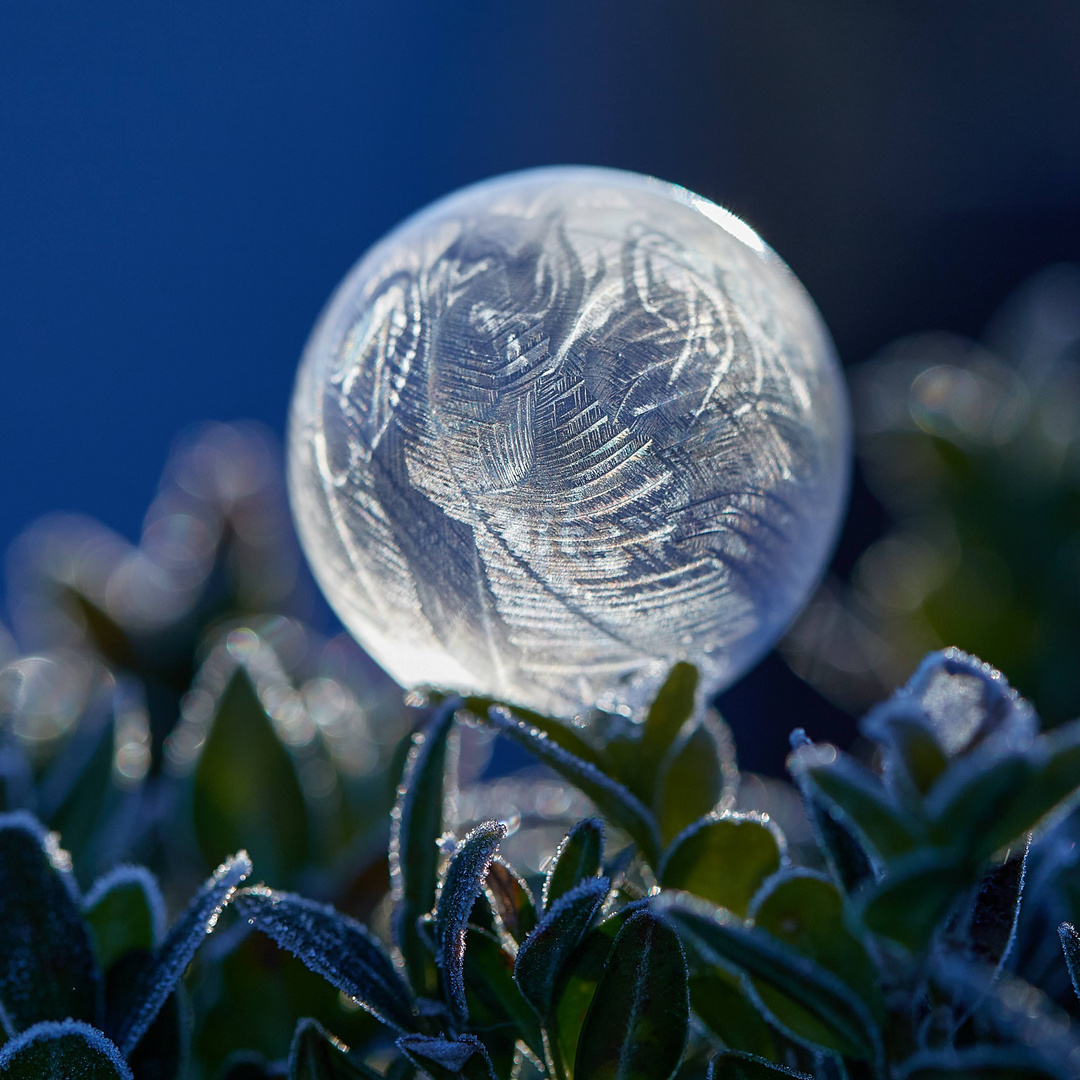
[288,167,850,719]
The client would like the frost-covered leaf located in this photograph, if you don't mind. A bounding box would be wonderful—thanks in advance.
[928,718,1080,862]
[573,910,689,1080]
[113,850,251,1056]
[462,696,606,770]
[657,893,880,1062]
[634,662,699,804]
[0,1019,132,1079]
[801,786,874,894]
[689,972,776,1060]
[434,821,505,1021]
[660,812,782,917]
[83,866,165,972]
[788,746,918,862]
[396,1034,495,1080]
[896,1046,1064,1079]
[952,843,1026,973]
[656,722,723,846]
[708,1052,811,1079]
[0,812,101,1032]
[484,860,538,947]
[1060,922,1080,1002]
[193,669,310,886]
[749,871,882,1017]
[233,888,415,1034]
[288,1018,381,1080]
[514,876,609,1021]
[552,905,642,1070]
[484,707,661,866]
[390,700,459,996]
[857,848,967,952]
[543,819,603,911]
[862,649,1035,760]
[462,929,544,1060]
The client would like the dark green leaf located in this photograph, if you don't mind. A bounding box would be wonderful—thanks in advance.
[114,851,251,1056]
[953,843,1026,972]
[0,1020,132,1079]
[660,813,782,918]
[574,911,689,1080]
[656,722,723,846]
[462,929,544,1060]
[484,860,538,946]
[708,1053,810,1079]
[396,1035,495,1080]
[233,888,414,1034]
[125,978,186,1080]
[749,871,882,1017]
[390,700,459,996]
[434,822,506,1021]
[514,876,609,1020]
[634,663,700,805]
[83,866,165,972]
[1058,922,1080,1002]
[288,1018,380,1080]
[485,707,661,867]
[789,747,918,862]
[857,849,967,952]
[657,894,880,1062]
[543,819,603,911]
[0,812,101,1032]
[688,973,775,1060]
[193,669,310,885]
[801,788,874,894]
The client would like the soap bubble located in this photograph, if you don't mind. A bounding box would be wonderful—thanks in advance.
[288,167,850,718]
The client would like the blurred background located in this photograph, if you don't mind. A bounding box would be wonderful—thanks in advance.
[3,0,1080,776]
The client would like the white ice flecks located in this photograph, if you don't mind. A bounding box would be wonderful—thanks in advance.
[288,166,851,718]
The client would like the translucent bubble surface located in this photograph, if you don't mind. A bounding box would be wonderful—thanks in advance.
[288,167,850,718]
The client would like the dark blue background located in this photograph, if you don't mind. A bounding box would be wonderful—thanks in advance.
[3,2,1080,762]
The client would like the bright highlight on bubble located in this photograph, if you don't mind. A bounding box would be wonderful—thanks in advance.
[288,167,850,718]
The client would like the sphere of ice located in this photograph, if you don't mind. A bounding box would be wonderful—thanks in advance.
[288,167,850,718]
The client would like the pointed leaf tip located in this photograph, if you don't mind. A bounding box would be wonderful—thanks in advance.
[114,850,251,1056]
[434,821,506,1020]
[234,888,415,1033]
[542,818,603,911]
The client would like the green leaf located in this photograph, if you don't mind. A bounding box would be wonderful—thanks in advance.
[952,844,1026,972]
[288,1018,381,1079]
[233,888,415,1034]
[0,812,101,1032]
[396,1035,495,1080]
[114,850,252,1056]
[800,786,874,895]
[514,876,609,1021]
[462,929,544,1060]
[655,722,723,846]
[634,663,700,805]
[660,812,782,918]
[0,1020,132,1080]
[390,700,459,996]
[749,871,882,1018]
[1058,922,1080,1002]
[484,860,538,947]
[688,972,776,1060]
[543,819,604,911]
[484,707,661,867]
[857,849,967,952]
[657,894,880,1062]
[434,822,506,1021]
[193,669,310,885]
[789,747,917,862]
[574,911,689,1080]
[83,866,165,972]
[708,1052,810,1079]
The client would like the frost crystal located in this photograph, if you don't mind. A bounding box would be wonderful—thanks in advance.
[288,167,850,717]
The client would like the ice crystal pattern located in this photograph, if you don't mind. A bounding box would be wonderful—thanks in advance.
[288,167,850,717]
